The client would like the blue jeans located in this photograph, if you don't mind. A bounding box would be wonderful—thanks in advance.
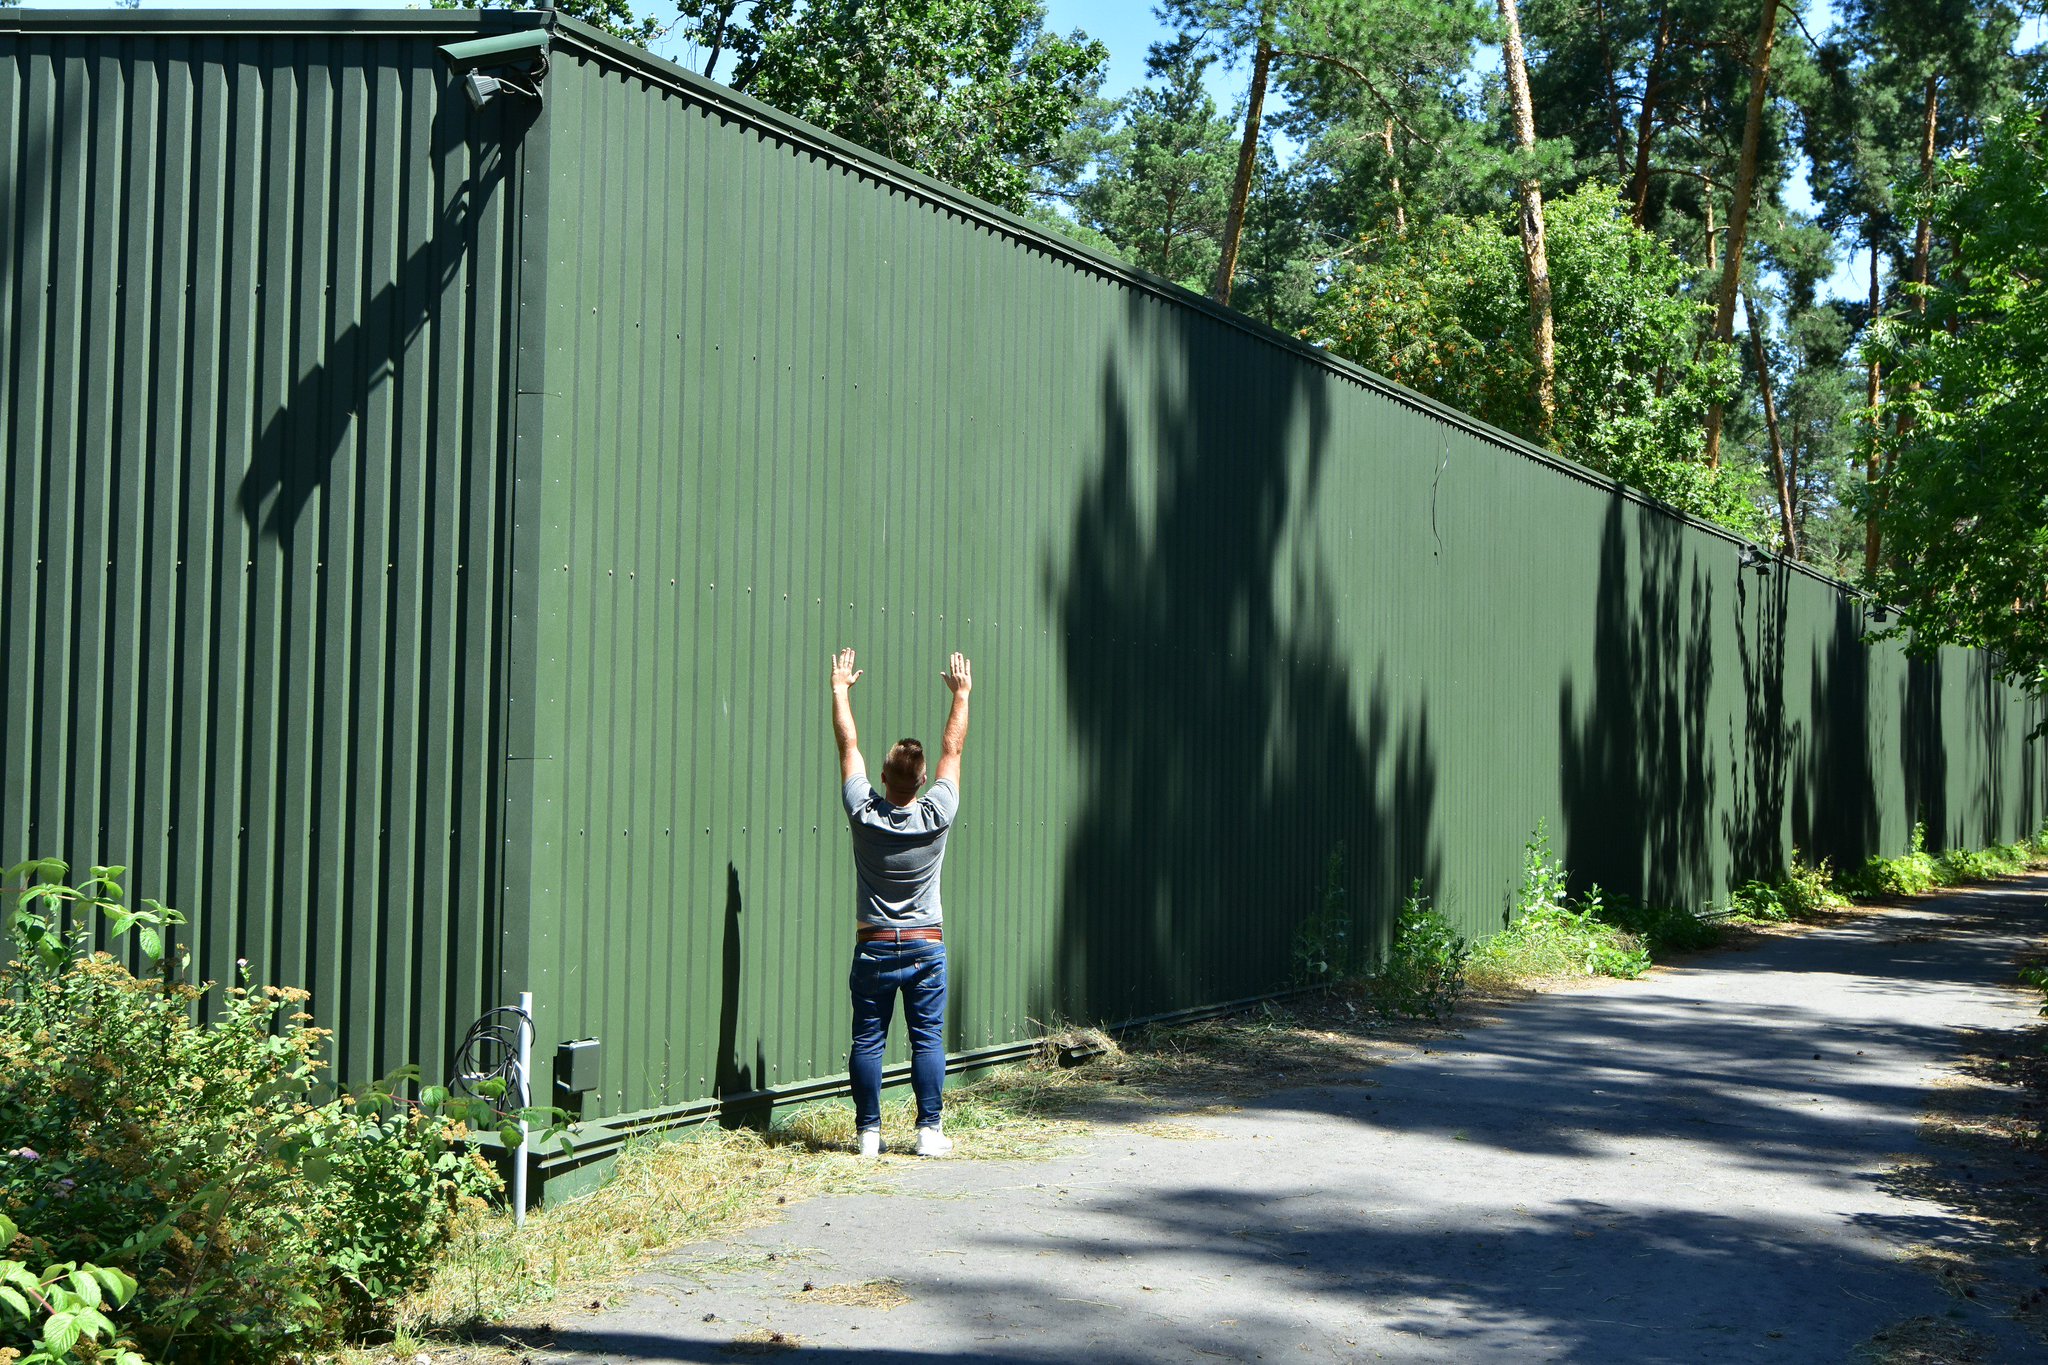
[848,939,947,1130]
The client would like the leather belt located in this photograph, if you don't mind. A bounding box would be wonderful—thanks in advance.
[857,925,943,944]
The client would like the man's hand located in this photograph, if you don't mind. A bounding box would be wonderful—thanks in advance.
[941,652,971,697]
[832,647,864,693]
[937,652,971,789]
[831,647,865,781]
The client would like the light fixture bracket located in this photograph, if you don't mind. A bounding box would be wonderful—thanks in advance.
[439,29,550,109]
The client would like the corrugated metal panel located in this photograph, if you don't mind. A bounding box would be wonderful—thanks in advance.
[514,27,2048,1124]
[9,13,2044,1144]
[0,15,526,1088]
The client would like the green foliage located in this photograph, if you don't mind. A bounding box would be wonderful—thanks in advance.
[0,1213,145,1365]
[1594,891,1724,954]
[673,0,1108,212]
[1727,851,1850,922]
[1059,34,1236,290]
[1293,844,1357,985]
[1359,881,1470,1021]
[1929,842,2033,885]
[1836,823,1941,898]
[0,859,509,1364]
[2021,964,2048,1018]
[1310,187,1755,533]
[1472,825,1652,981]
[1872,75,2048,694]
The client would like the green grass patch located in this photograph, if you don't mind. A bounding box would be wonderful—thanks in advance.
[1468,825,1654,987]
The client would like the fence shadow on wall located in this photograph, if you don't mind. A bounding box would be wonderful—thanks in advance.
[1043,296,1441,1026]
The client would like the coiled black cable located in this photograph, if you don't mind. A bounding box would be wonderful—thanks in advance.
[450,1004,532,1109]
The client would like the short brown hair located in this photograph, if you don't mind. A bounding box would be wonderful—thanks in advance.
[882,738,927,790]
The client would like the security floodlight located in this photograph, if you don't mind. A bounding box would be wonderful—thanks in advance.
[464,71,503,109]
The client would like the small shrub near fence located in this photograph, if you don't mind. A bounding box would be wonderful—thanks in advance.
[1358,882,1470,1021]
[1470,825,1655,984]
[0,859,512,1365]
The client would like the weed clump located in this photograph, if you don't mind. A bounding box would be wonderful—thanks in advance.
[1838,823,1943,898]
[1728,852,1850,922]
[1470,825,1652,985]
[1358,882,1469,1021]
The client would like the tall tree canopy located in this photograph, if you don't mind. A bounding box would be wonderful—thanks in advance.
[1872,80,2048,692]
[667,0,1106,211]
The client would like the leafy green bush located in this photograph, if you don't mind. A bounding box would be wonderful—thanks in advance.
[1930,842,2032,885]
[1836,824,1939,898]
[1359,882,1470,1021]
[0,1210,145,1365]
[1471,826,1651,982]
[1595,891,1723,953]
[1728,851,1849,922]
[0,859,502,1364]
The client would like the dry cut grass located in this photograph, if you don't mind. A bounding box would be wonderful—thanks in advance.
[387,997,1426,1351]
[392,1124,874,1341]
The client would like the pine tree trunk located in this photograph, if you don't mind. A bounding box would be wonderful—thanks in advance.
[1701,0,1780,471]
[1498,0,1557,443]
[1911,76,1939,315]
[1382,117,1407,235]
[1211,36,1273,306]
[1864,231,1883,578]
[1745,292,1798,558]
[1875,77,1941,575]
[1628,7,1672,226]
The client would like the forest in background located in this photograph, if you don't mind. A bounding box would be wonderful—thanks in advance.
[456,0,2047,698]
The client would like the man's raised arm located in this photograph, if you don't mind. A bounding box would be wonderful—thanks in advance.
[831,647,866,782]
[936,652,971,789]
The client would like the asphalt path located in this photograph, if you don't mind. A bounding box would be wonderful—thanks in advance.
[528,876,2048,1362]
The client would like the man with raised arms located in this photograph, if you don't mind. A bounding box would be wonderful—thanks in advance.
[829,646,972,1157]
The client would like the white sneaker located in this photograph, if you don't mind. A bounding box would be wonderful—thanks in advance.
[915,1125,953,1157]
[858,1128,883,1158]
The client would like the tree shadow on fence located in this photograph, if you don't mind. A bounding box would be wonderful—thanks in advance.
[1042,299,1440,1026]
[1557,496,1718,910]
[1903,654,1949,845]
[1798,600,1880,869]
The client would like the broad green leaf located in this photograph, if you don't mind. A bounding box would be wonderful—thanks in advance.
[88,1266,136,1306]
[43,1310,81,1356]
[0,1286,29,1320]
[65,1271,101,1309]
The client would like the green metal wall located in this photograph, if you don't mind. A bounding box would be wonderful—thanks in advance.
[0,11,530,1088]
[514,24,2045,1128]
[6,13,2042,1151]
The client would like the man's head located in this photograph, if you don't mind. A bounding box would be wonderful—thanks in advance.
[881,738,928,797]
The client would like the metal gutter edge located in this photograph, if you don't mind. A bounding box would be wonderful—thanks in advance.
[539,12,1860,597]
[0,8,544,37]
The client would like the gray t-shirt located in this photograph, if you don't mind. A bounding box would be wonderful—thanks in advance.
[843,774,958,928]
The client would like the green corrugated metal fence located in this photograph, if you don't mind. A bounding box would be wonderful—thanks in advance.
[5,10,2043,1185]
[0,9,532,1088]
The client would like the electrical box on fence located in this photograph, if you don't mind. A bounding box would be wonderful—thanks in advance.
[554,1038,602,1113]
